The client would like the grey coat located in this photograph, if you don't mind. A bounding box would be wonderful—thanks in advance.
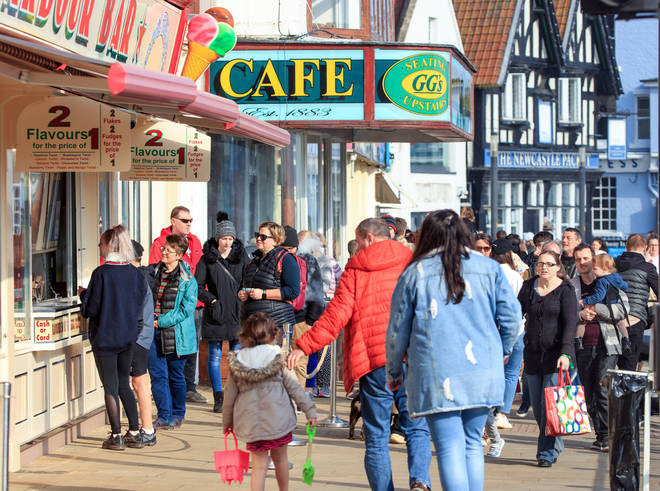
[223,347,316,442]
[570,275,630,356]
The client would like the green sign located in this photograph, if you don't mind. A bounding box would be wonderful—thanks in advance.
[382,54,449,116]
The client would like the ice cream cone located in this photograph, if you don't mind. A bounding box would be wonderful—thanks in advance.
[181,41,219,81]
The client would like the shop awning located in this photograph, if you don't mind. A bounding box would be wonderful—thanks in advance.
[0,33,290,148]
[375,173,401,204]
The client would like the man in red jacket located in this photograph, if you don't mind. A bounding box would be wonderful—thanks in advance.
[149,205,206,403]
[287,218,431,491]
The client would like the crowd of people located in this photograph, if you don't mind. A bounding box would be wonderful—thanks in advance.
[79,204,658,491]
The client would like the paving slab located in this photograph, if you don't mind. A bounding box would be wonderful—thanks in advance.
[9,387,660,490]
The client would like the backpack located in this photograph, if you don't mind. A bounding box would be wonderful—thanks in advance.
[276,250,307,311]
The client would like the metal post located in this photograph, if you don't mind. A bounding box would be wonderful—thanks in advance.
[578,147,587,240]
[319,340,348,428]
[2,382,10,491]
[489,132,499,237]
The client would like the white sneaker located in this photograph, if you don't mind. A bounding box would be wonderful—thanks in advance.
[487,439,505,458]
[495,413,512,429]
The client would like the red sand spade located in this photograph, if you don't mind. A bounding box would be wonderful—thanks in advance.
[214,430,250,484]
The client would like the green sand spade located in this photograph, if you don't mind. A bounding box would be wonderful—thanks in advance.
[302,423,316,485]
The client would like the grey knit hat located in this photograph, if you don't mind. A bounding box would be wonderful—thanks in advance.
[215,220,236,239]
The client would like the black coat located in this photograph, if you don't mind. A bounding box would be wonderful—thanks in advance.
[519,276,577,375]
[195,239,249,341]
[615,251,658,324]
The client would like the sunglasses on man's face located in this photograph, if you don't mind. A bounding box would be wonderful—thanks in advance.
[254,232,274,241]
[175,217,193,224]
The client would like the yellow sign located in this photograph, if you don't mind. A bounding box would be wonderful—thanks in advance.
[34,316,66,343]
[17,97,131,172]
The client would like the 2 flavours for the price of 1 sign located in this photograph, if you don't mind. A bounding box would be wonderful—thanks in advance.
[17,97,131,172]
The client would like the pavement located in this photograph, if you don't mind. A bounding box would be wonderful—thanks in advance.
[9,386,660,490]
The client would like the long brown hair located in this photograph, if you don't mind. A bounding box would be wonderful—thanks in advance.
[411,209,472,304]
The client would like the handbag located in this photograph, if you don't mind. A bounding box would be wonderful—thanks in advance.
[544,369,591,436]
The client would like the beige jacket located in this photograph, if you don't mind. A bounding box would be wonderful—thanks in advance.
[222,344,317,443]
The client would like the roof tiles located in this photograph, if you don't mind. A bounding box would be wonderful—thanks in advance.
[453,0,520,87]
[554,0,572,40]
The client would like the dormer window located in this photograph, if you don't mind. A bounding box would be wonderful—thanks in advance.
[310,0,363,32]
[558,78,581,124]
[502,73,526,121]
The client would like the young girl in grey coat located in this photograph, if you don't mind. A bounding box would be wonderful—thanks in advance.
[223,312,317,491]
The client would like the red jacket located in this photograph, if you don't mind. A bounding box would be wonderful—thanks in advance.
[149,226,203,273]
[296,239,412,393]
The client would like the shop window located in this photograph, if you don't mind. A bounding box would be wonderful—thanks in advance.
[208,135,281,254]
[502,73,526,121]
[558,78,581,124]
[592,176,617,232]
[410,143,449,173]
[511,182,522,207]
[310,0,362,30]
[306,142,322,234]
[636,94,650,141]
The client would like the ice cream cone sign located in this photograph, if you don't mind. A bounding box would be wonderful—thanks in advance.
[181,8,237,82]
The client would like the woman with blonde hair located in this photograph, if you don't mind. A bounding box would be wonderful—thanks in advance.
[238,221,300,329]
[80,225,152,450]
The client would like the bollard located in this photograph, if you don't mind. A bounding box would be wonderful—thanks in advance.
[1,382,10,491]
[318,340,348,428]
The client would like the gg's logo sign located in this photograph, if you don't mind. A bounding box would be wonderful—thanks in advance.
[383,54,449,116]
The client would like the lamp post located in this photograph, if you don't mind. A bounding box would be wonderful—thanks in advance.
[490,132,499,237]
[578,146,586,241]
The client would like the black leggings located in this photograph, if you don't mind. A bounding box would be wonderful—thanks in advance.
[94,347,139,434]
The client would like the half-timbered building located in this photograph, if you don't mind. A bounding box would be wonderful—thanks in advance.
[454,0,622,237]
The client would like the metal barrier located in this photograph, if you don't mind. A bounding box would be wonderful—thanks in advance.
[318,340,348,428]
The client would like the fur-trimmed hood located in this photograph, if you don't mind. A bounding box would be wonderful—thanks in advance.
[227,345,284,390]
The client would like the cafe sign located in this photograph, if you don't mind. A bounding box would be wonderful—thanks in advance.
[121,119,210,181]
[210,47,469,127]
[17,96,131,172]
[0,0,184,71]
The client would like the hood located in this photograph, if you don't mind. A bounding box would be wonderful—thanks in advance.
[347,239,412,272]
[228,239,247,263]
[228,345,283,386]
[615,251,646,273]
[203,238,247,264]
[158,226,173,239]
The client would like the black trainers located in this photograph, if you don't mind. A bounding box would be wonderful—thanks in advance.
[124,431,144,449]
[186,390,207,403]
[590,440,609,452]
[140,429,157,446]
[102,434,125,451]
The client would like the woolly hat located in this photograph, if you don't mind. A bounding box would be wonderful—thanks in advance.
[381,214,397,232]
[215,211,236,239]
[282,225,299,248]
[131,240,144,259]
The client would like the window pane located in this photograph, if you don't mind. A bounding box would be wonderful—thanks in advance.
[410,143,448,173]
[637,96,650,116]
[569,78,580,122]
[312,0,361,29]
[638,119,650,140]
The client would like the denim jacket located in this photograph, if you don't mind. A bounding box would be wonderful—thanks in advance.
[386,251,522,418]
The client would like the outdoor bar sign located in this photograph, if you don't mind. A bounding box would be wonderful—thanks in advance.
[17,97,131,172]
[121,119,210,181]
[209,45,473,134]
[0,0,185,72]
[483,149,600,169]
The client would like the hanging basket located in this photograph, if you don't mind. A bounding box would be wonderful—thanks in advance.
[214,431,250,484]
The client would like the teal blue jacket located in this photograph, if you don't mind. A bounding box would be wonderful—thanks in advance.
[157,260,198,356]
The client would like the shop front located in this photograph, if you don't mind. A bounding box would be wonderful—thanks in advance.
[0,1,289,470]
[208,41,474,262]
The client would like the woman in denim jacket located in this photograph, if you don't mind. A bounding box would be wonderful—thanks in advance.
[387,210,521,491]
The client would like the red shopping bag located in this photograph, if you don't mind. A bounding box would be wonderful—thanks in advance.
[214,431,250,484]
[544,369,591,437]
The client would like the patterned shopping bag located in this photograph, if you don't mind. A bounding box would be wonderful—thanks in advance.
[544,369,592,436]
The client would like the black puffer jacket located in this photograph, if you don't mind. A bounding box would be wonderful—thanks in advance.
[615,251,658,324]
[519,277,577,375]
[195,238,249,341]
[294,253,325,326]
[146,262,181,355]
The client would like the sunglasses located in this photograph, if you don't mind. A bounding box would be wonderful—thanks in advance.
[254,232,274,241]
[175,217,193,224]
[475,246,491,253]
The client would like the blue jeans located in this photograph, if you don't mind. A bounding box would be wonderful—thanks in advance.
[526,372,565,462]
[208,340,239,392]
[359,366,431,491]
[426,407,489,491]
[501,335,524,414]
[148,338,187,423]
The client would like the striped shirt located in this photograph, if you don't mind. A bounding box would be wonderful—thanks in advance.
[154,270,170,317]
